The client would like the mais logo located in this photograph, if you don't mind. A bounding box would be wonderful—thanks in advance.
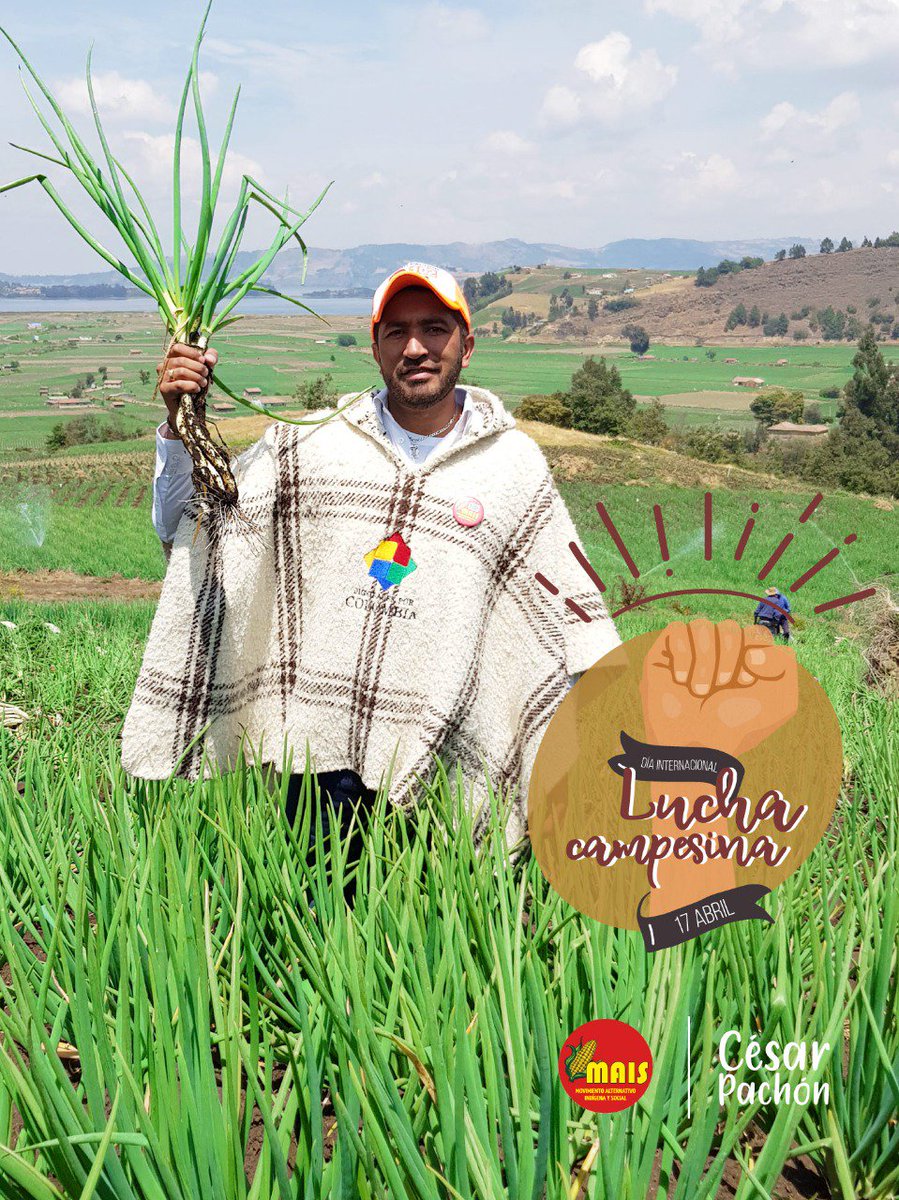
[558,1019,652,1113]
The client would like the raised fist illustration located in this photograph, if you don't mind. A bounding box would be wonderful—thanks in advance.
[640,618,798,758]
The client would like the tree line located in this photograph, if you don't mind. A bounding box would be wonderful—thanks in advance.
[462,271,512,312]
[698,231,899,287]
[725,299,899,342]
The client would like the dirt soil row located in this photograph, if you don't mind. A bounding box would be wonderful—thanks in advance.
[0,570,161,602]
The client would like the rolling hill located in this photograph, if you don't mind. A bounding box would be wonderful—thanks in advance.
[475,246,899,344]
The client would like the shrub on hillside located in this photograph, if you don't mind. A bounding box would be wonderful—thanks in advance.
[725,303,747,330]
[516,393,572,427]
[45,414,137,452]
[750,389,805,426]
[676,427,744,465]
[603,296,639,313]
[336,333,357,347]
[817,307,848,340]
[621,323,650,354]
[743,423,768,454]
[627,399,668,445]
[293,372,337,411]
[763,313,789,337]
[566,357,636,436]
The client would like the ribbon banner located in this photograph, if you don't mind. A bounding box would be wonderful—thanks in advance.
[636,885,774,952]
[607,731,745,793]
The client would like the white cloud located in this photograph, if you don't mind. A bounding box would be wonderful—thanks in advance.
[645,0,757,43]
[417,4,489,41]
[759,92,861,142]
[541,33,677,127]
[521,178,583,202]
[361,171,386,188]
[483,130,534,156]
[204,37,313,82]
[539,85,582,127]
[645,0,899,69]
[55,71,174,123]
[197,71,220,99]
[119,131,263,197]
[666,151,741,195]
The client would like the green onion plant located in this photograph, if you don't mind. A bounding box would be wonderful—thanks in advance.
[0,3,363,519]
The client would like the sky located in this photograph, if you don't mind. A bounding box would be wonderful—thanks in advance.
[2,0,899,274]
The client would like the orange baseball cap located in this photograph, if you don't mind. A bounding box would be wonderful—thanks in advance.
[371,262,472,339]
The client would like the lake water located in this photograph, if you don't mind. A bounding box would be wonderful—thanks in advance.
[0,295,372,317]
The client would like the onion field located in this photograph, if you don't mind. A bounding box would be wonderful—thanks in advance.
[0,456,896,1197]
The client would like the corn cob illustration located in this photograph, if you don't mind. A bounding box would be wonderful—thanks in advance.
[564,1038,597,1081]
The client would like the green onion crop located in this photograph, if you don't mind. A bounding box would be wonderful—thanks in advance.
[0,2,361,519]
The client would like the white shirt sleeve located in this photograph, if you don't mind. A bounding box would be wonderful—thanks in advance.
[152,421,195,543]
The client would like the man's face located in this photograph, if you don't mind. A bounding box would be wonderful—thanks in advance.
[372,286,475,408]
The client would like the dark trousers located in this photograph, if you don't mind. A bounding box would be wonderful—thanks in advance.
[757,617,790,641]
[284,769,377,894]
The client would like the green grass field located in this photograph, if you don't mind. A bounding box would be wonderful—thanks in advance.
[1,429,895,597]
[0,312,885,458]
[0,311,896,1198]
[0,499,895,1197]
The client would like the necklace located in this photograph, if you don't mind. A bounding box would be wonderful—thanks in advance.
[405,407,459,441]
[404,408,459,462]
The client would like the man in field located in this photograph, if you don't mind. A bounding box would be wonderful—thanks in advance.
[754,585,791,642]
[122,263,620,857]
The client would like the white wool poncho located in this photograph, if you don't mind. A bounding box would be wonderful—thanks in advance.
[121,386,621,844]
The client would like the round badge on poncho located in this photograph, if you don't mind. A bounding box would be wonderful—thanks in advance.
[453,497,484,527]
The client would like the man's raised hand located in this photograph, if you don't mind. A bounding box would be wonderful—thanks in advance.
[157,343,219,435]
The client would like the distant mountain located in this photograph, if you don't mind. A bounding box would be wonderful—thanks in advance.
[0,236,818,293]
[590,238,816,270]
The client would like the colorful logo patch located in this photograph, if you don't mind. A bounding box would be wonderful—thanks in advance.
[559,1019,653,1113]
[363,532,417,591]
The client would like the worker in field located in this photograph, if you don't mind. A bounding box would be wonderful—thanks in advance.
[122,263,620,881]
[754,585,791,642]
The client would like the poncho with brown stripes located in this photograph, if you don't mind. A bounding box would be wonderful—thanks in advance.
[120,386,621,846]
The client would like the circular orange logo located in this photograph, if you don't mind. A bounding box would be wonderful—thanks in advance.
[559,1019,653,1113]
[530,625,841,949]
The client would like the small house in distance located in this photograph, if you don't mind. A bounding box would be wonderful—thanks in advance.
[768,422,829,441]
[776,358,789,366]
[129,348,142,355]
[212,402,236,412]
[46,397,96,409]
[732,376,765,387]
[243,387,262,398]
[724,357,738,364]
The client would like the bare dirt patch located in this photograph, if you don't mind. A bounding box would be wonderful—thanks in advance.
[0,570,161,602]
[635,390,755,409]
